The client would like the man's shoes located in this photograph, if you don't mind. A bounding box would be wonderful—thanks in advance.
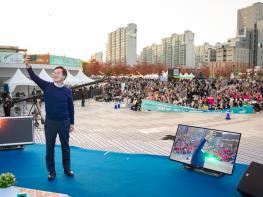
[64,170,74,177]
[48,172,56,181]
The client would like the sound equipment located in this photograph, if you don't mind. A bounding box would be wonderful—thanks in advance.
[237,161,263,196]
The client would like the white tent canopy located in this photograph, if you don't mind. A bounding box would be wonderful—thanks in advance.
[160,70,168,81]
[179,73,195,79]
[184,73,190,78]
[189,73,195,78]
[75,70,94,84]
[4,68,35,93]
[162,70,168,77]
[39,69,53,82]
[130,75,141,79]
[144,73,159,80]
[179,73,184,78]
[64,70,80,85]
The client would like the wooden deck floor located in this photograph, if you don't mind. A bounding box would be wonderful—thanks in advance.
[34,100,263,165]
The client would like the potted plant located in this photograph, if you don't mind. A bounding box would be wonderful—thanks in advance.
[0,172,18,196]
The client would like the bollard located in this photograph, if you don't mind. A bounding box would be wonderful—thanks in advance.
[225,110,231,120]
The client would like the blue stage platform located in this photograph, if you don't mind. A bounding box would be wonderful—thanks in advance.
[0,144,247,197]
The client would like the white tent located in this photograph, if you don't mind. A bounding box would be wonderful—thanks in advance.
[179,73,194,79]
[75,71,94,84]
[184,73,190,78]
[189,73,195,78]
[131,75,141,79]
[144,73,159,80]
[4,68,35,93]
[160,70,168,81]
[179,73,185,79]
[39,69,53,82]
[64,70,80,85]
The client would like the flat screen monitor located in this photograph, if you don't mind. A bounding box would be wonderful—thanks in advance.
[173,68,180,76]
[0,116,34,146]
[169,124,241,175]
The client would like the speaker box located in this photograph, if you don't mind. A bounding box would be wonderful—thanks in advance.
[237,161,263,197]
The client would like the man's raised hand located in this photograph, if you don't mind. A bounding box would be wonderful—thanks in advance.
[24,54,31,68]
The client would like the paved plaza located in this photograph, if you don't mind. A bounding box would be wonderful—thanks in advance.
[34,100,263,165]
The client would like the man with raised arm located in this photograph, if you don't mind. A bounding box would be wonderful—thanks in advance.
[24,55,75,181]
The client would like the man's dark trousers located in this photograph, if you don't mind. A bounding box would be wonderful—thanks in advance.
[44,119,71,173]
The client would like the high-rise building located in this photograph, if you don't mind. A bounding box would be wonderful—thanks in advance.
[161,37,172,67]
[162,31,195,68]
[91,52,103,63]
[141,46,152,64]
[237,2,263,67]
[195,42,214,66]
[106,23,137,66]
[140,30,195,68]
[140,44,162,64]
[203,48,216,65]
[257,20,263,66]
[184,31,195,67]
[215,36,250,71]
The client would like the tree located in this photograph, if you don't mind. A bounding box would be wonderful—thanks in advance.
[199,65,210,77]
[83,61,166,76]
[83,60,102,76]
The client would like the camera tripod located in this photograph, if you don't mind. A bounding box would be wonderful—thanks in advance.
[28,98,44,127]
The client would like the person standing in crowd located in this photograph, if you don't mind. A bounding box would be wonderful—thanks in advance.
[80,88,86,107]
[2,92,13,117]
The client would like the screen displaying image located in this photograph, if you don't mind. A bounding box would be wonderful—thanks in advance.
[0,116,34,146]
[170,124,241,175]
[173,68,180,76]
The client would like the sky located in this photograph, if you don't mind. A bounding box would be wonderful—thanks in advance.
[0,0,260,61]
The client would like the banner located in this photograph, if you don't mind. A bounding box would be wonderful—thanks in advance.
[141,100,254,114]
[0,52,24,64]
[50,55,82,67]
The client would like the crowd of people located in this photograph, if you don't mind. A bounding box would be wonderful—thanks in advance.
[96,77,263,112]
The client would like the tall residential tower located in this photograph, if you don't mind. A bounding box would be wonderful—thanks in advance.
[237,2,263,67]
[106,23,137,66]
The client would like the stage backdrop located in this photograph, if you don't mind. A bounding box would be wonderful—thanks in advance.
[141,100,254,114]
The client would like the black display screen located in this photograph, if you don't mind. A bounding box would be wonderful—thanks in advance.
[0,116,34,146]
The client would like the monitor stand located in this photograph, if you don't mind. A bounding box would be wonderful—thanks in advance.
[183,164,224,177]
